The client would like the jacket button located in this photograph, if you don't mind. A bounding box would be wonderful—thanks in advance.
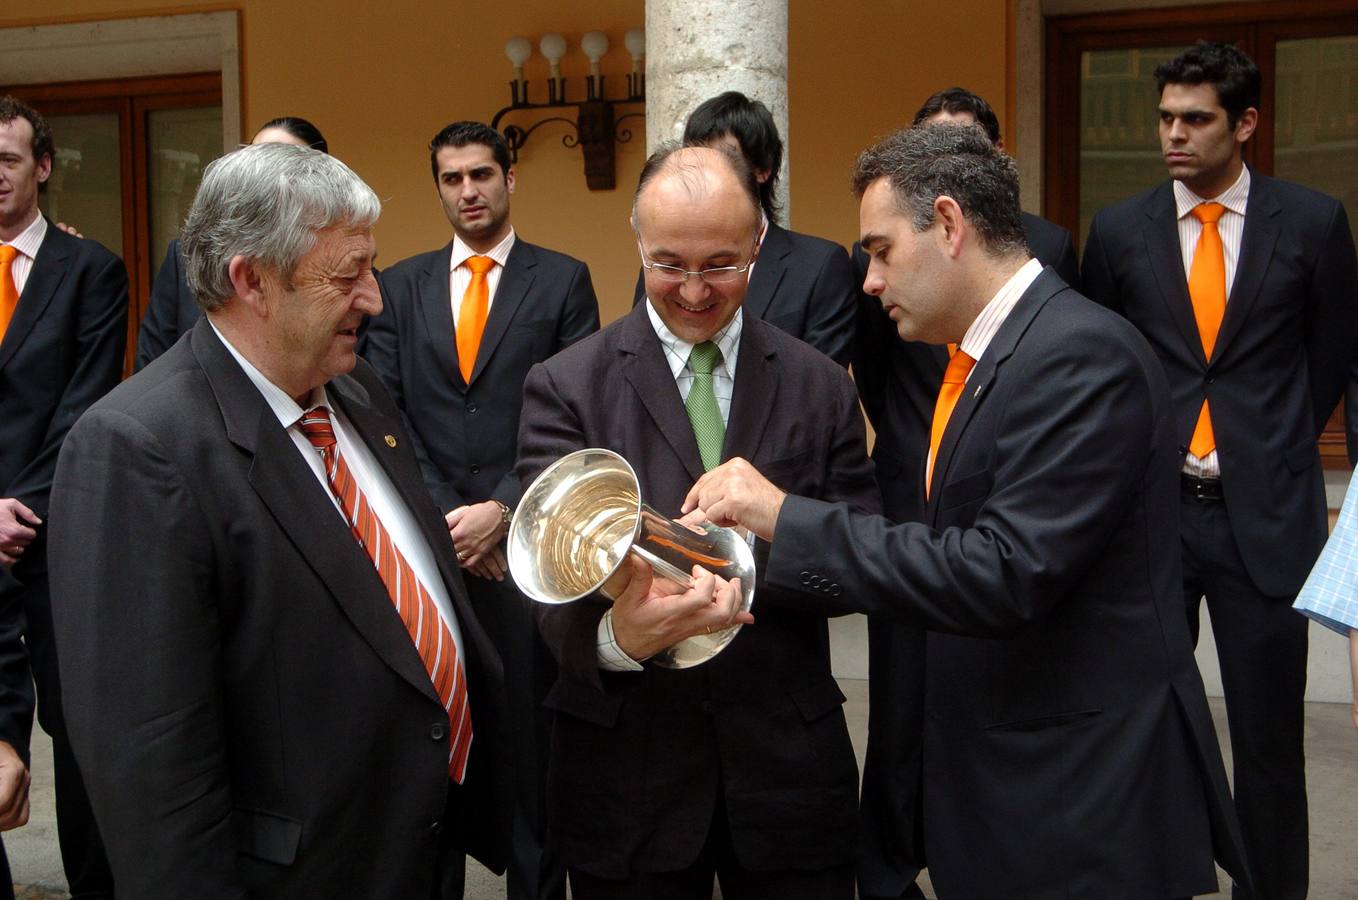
[470,465,481,475]
[799,571,811,585]
[429,819,443,835]
[466,402,478,413]
[430,723,447,741]
[830,584,842,597]
[699,700,716,714]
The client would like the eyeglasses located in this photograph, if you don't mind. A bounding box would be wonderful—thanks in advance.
[637,239,759,285]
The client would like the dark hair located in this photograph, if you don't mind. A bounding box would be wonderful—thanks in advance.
[683,92,782,222]
[429,121,512,182]
[911,87,1002,145]
[852,123,1028,258]
[633,141,762,231]
[257,116,328,154]
[0,95,55,167]
[1154,41,1261,128]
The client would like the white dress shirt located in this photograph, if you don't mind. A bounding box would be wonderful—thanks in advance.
[449,228,516,322]
[210,321,466,666]
[1,213,48,295]
[1174,165,1251,479]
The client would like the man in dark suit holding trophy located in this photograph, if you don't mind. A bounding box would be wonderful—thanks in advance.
[515,142,879,899]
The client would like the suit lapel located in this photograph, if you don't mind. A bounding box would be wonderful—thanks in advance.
[1141,185,1207,367]
[619,305,706,482]
[743,223,790,320]
[192,321,440,703]
[1214,172,1281,361]
[925,271,1060,522]
[470,239,535,385]
[723,318,777,462]
[0,219,70,372]
[418,243,462,388]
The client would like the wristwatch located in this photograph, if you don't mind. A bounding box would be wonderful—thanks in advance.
[492,500,513,527]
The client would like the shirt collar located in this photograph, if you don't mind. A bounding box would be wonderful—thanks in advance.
[956,257,1044,363]
[208,319,328,428]
[450,227,516,272]
[1174,164,1250,220]
[2,213,47,261]
[645,301,743,381]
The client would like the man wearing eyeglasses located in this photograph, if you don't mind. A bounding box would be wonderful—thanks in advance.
[514,143,878,900]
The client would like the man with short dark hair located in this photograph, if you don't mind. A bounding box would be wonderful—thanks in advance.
[47,142,509,898]
[517,143,878,899]
[631,92,858,367]
[364,120,598,900]
[1083,40,1358,900]
[0,94,127,899]
[686,123,1250,898]
[848,87,1081,900]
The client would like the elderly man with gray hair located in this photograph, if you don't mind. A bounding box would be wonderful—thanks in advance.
[46,142,509,898]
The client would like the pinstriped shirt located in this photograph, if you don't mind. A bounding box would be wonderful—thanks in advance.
[1295,466,1358,636]
[955,258,1044,373]
[1,213,47,295]
[1174,165,1250,479]
[209,321,467,663]
[448,227,516,323]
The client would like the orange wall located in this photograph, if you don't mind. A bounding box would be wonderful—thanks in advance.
[5,0,1010,324]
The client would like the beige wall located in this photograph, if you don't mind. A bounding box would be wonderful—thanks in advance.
[5,0,1012,324]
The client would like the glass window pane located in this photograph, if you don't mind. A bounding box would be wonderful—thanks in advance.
[1079,46,1188,243]
[38,113,123,256]
[148,106,222,270]
[1274,35,1358,255]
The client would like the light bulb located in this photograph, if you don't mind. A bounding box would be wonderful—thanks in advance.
[505,36,532,67]
[540,32,567,79]
[624,28,645,75]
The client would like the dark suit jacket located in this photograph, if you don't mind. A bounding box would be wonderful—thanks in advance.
[1083,171,1358,597]
[47,319,510,899]
[135,238,200,370]
[365,238,599,513]
[515,306,879,879]
[632,222,858,367]
[772,270,1249,898]
[0,220,126,763]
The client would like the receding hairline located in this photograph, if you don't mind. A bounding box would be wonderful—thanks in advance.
[634,146,759,225]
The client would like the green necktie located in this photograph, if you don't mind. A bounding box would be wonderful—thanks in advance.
[686,341,725,471]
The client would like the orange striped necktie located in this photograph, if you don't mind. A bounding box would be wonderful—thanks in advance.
[926,349,976,499]
[0,245,19,345]
[457,256,495,382]
[1187,202,1227,459]
[299,407,473,783]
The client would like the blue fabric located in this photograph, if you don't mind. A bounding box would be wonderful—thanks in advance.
[1295,467,1358,635]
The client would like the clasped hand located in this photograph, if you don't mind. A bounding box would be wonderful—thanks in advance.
[610,555,753,662]
[0,498,42,568]
[446,500,508,582]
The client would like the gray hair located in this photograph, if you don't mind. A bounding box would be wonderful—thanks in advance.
[851,123,1028,258]
[181,142,381,311]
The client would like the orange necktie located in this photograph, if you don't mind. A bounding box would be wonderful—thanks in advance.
[457,256,495,383]
[0,245,19,346]
[300,407,473,783]
[926,348,976,499]
[1187,202,1227,459]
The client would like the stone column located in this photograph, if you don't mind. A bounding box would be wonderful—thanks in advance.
[645,0,790,222]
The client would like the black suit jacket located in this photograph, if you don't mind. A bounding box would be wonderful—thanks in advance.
[772,270,1249,898]
[135,238,201,370]
[47,319,510,898]
[0,220,126,763]
[515,306,879,879]
[365,238,599,513]
[1083,171,1358,597]
[632,222,858,367]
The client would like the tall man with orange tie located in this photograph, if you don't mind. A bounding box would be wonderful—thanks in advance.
[1082,41,1358,900]
[46,142,509,898]
[364,120,599,900]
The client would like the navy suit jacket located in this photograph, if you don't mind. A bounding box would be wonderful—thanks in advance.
[774,270,1249,898]
[633,222,858,367]
[1082,171,1358,597]
[516,306,879,879]
[364,238,599,513]
[49,319,510,897]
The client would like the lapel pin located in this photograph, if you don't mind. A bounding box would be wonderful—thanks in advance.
[973,384,983,399]
[384,435,397,448]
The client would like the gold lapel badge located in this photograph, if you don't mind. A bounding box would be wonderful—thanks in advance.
[384,435,397,448]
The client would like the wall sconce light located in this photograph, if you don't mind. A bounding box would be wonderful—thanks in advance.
[491,28,645,191]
